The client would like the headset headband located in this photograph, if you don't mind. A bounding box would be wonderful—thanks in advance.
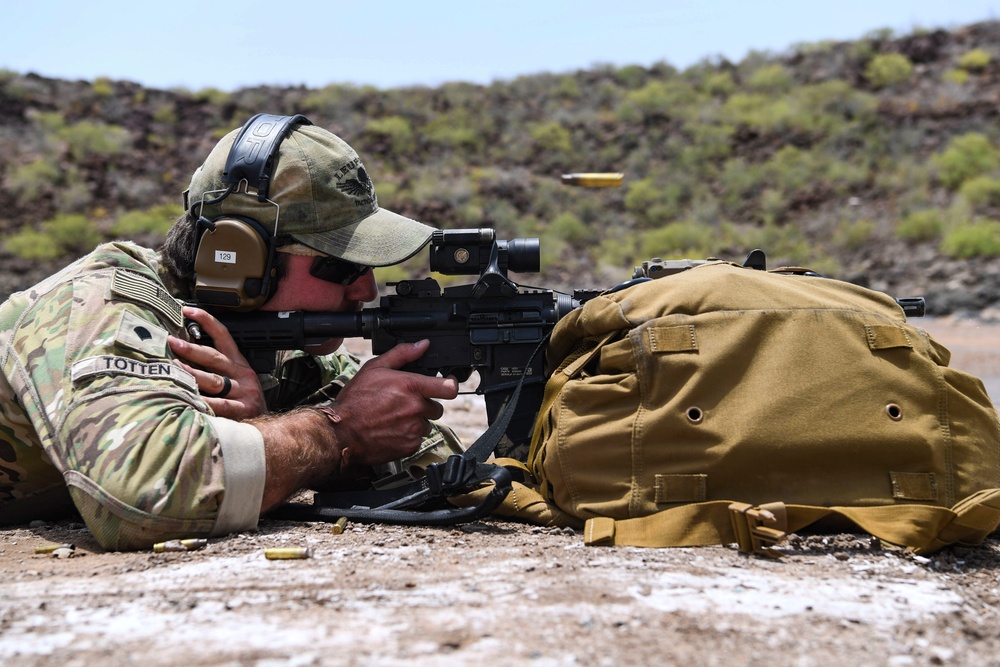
[222,113,312,202]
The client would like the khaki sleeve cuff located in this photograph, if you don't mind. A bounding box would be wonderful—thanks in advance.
[207,416,266,536]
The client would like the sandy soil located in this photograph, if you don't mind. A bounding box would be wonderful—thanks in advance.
[2,315,999,667]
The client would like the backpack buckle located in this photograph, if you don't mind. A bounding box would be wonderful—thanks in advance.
[728,502,788,557]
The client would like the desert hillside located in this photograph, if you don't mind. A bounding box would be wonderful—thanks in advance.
[2,21,1000,314]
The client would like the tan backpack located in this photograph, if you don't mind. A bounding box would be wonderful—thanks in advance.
[480,261,1000,555]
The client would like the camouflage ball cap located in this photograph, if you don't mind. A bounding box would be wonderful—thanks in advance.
[187,121,433,266]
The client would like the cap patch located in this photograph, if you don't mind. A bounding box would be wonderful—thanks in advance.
[336,164,376,207]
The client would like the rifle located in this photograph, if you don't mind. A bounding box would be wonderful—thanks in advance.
[195,228,601,457]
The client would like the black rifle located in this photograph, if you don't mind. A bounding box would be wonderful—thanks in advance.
[198,228,599,456]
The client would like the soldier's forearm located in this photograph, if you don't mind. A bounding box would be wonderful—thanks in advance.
[252,406,347,512]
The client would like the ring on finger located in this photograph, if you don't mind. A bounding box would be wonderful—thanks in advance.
[203,375,232,398]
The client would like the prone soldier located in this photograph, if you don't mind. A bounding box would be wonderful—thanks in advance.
[0,114,461,550]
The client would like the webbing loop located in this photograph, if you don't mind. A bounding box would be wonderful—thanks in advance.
[728,502,788,557]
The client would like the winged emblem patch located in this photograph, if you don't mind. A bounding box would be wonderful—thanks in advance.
[337,165,375,198]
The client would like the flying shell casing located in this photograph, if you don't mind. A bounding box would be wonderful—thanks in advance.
[264,546,314,560]
[560,173,624,188]
[153,538,208,553]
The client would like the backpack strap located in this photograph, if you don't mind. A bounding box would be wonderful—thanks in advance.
[583,488,1000,556]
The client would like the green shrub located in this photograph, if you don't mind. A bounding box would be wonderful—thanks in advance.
[425,110,485,153]
[614,64,648,89]
[959,175,1000,208]
[640,221,715,259]
[792,39,836,56]
[850,40,876,62]
[111,204,183,237]
[56,181,93,212]
[59,121,130,161]
[721,93,776,129]
[427,124,483,152]
[32,110,66,134]
[732,220,816,267]
[549,212,589,245]
[557,76,581,99]
[720,81,875,137]
[763,146,823,194]
[152,104,178,125]
[686,122,735,162]
[759,188,786,224]
[7,158,60,202]
[958,49,991,71]
[194,87,231,105]
[896,209,945,242]
[617,80,701,122]
[4,228,64,260]
[747,64,792,94]
[45,213,104,252]
[624,176,687,227]
[832,219,875,251]
[365,115,415,153]
[702,71,735,96]
[864,53,913,88]
[597,235,641,268]
[91,77,114,97]
[529,121,572,154]
[720,158,766,210]
[5,214,104,259]
[931,132,1000,189]
[863,28,895,42]
[793,80,878,127]
[940,220,1000,258]
[943,69,970,85]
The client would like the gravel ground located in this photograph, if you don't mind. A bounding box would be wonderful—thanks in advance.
[1,315,998,667]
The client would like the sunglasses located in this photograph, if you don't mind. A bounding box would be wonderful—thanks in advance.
[309,255,372,285]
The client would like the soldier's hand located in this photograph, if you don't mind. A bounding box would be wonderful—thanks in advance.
[168,306,268,420]
[328,340,458,465]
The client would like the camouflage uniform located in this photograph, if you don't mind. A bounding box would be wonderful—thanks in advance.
[0,241,461,550]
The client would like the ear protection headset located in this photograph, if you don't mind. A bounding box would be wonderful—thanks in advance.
[190,113,312,311]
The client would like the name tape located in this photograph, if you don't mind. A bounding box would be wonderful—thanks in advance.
[71,355,197,393]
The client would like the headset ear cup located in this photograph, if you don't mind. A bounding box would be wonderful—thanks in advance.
[193,216,277,310]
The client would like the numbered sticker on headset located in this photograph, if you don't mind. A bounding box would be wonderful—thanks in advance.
[215,250,236,264]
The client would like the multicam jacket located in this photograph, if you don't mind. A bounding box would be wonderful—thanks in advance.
[0,242,459,550]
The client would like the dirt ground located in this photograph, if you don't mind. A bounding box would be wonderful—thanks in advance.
[2,315,1000,667]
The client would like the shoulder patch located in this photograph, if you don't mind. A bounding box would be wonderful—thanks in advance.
[110,269,184,328]
[115,310,168,357]
[71,355,197,393]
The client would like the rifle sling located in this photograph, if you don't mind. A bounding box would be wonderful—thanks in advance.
[271,335,549,525]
